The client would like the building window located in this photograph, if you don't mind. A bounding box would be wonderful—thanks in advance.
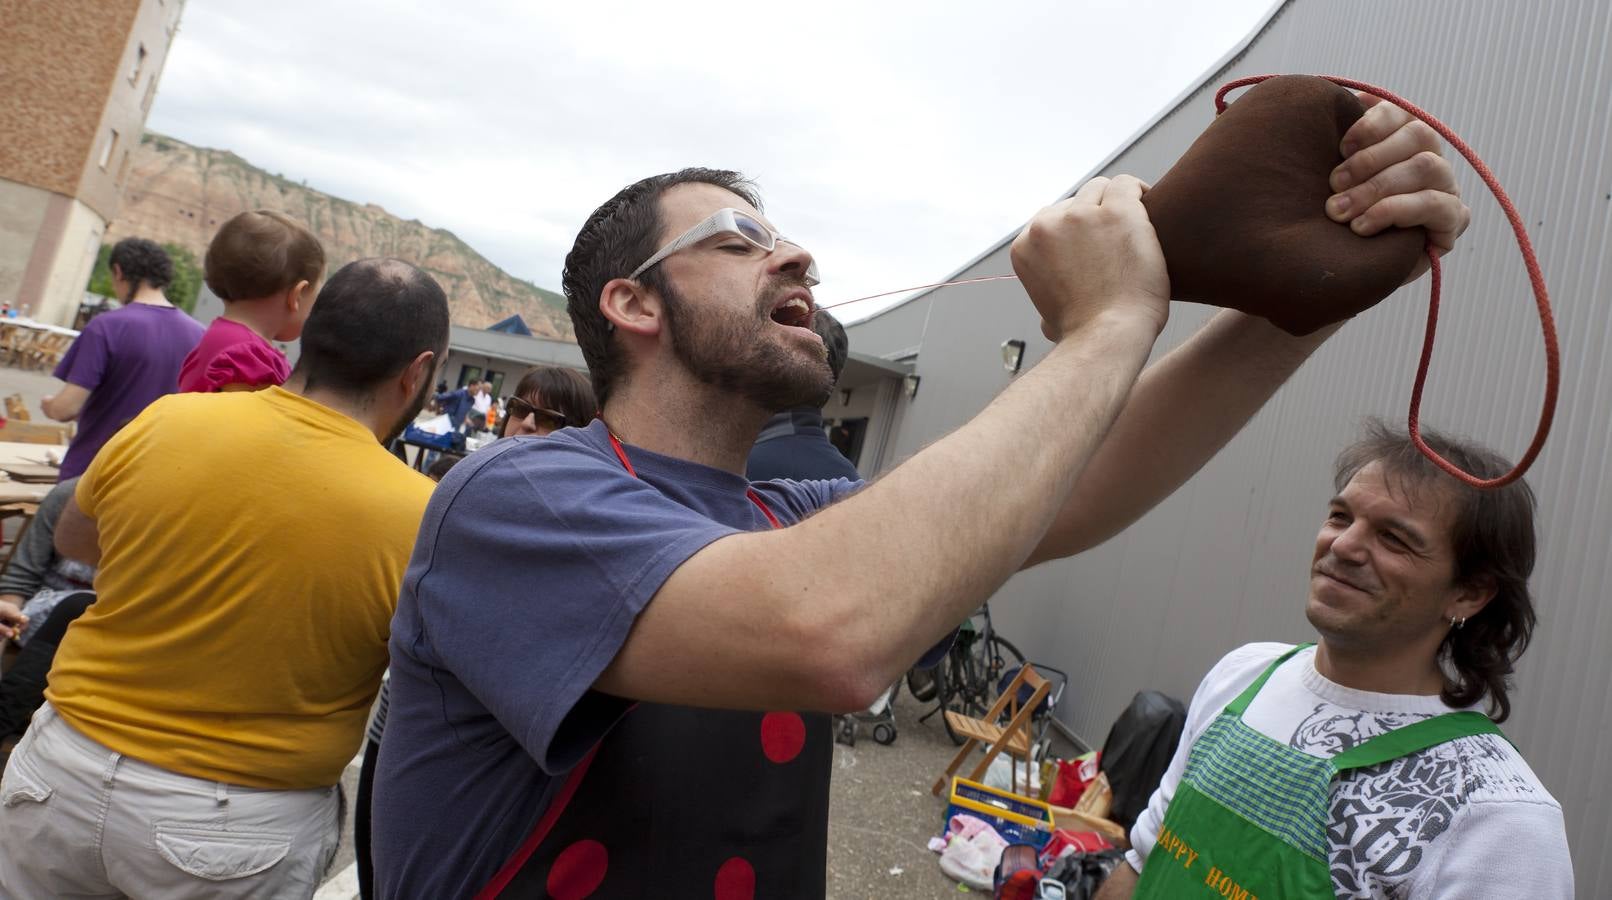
[130,43,147,85]
[99,129,119,169]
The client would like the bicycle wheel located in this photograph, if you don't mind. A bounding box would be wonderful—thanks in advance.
[938,649,982,745]
[939,634,1028,745]
[983,636,1025,699]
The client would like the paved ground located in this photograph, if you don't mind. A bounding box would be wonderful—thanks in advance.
[0,366,56,415]
[825,688,1021,899]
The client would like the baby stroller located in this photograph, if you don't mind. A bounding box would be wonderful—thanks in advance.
[833,681,900,746]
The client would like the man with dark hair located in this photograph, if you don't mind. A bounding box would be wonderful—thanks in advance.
[1099,421,1570,900]
[433,381,475,432]
[376,100,1471,899]
[746,309,862,481]
[0,259,449,899]
[42,237,204,479]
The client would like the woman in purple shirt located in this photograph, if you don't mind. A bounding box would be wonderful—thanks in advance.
[41,238,205,480]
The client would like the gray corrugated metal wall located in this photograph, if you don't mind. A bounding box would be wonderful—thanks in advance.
[856,0,1612,891]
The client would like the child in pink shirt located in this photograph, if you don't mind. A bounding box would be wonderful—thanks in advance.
[179,210,326,392]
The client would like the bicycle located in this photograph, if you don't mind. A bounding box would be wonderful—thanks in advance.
[910,602,1025,745]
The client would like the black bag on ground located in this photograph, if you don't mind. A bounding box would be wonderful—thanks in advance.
[1046,848,1128,899]
[1098,690,1187,831]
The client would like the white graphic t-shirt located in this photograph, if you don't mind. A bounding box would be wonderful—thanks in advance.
[1127,643,1572,899]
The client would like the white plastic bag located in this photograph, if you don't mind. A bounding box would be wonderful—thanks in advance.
[936,814,1008,890]
[414,414,453,436]
[984,754,1042,796]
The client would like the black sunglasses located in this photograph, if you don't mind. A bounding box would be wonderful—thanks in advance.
[505,397,569,431]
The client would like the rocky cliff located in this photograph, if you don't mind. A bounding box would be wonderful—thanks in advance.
[105,133,574,338]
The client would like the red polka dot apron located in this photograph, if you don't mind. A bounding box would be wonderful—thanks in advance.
[473,434,831,899]
[1133,644,1504,899]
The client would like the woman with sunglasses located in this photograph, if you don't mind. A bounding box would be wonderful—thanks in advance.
[499,366,597,438]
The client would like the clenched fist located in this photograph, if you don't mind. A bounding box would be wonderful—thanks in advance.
[1011,175,1170,342]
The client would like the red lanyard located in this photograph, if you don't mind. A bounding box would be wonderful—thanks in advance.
[607,431,783,530]
[1212,74,1557,490]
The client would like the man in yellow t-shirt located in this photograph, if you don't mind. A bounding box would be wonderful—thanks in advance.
[0,258,449,900]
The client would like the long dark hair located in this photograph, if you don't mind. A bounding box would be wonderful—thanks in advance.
[502,366,598,437]
[1333,419,1538,722]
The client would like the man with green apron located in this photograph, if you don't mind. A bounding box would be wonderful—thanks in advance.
[1098,425,1571,899]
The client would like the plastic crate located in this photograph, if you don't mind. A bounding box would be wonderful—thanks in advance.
[944,777,1056,848]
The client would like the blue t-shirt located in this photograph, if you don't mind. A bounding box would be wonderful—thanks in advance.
[374,420,860,899]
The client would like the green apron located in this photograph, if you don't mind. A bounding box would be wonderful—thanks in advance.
[1134,644,1502,900]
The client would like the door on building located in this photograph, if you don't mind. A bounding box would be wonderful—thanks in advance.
[828,417,867,468]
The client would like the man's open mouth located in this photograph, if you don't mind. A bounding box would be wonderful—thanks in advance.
[769,294,814,329]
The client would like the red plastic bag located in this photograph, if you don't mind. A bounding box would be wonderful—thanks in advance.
[1048,751,1100,808]
[1039,829,1115,870]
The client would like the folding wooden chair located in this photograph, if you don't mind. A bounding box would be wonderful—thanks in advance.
[932,663,1050,797]
[22,333,69,371]
[0,325,34,368]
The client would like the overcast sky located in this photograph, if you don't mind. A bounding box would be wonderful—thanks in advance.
[147,0,1274,322]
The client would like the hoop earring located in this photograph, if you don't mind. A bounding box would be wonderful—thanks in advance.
[1449,615,1466,630]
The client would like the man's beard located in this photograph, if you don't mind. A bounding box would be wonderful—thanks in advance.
[383,370,437,446]
[661,277,833,412]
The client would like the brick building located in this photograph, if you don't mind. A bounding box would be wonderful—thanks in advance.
[0,0,185,326]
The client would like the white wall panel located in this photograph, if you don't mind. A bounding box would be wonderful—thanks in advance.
[855,1,1612,891]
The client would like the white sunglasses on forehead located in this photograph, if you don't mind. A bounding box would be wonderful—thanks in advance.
[627,207,822,286]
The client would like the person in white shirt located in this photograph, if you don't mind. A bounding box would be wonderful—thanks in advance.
[1097,420,1571,900]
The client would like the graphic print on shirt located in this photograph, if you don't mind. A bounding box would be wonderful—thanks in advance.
[1286,705,1533,899]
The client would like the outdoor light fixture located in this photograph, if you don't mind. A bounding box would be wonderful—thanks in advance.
[1001,339,1026,375]
[904,373,922,400]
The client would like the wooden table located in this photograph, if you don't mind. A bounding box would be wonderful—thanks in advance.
[0,442,64,469]
[3,316,78,337]
[0,482,51,504]
[0,442,64,571]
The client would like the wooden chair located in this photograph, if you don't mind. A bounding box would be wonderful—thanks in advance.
[22,333,70,371]
[0,325,34,368]
[0,420,71,445]
[932,663,1051,797]
[42,332,72,369]
[0,502,37,575]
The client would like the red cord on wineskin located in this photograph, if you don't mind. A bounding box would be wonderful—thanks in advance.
[1215,75,1559,489]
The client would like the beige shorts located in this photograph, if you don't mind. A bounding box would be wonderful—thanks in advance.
[0,703,339,899]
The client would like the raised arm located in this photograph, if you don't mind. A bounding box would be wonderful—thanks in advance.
[596,176,1168,713]
[1027,94,1472,564]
